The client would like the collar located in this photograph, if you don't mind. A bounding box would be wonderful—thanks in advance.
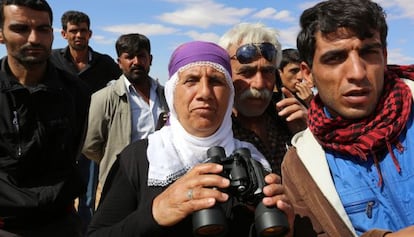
[0,56,66,91]
[61,46,93,64]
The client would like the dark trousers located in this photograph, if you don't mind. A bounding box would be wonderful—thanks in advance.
[77,155,98,235]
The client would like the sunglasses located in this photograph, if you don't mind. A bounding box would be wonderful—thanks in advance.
[231,42,277,64]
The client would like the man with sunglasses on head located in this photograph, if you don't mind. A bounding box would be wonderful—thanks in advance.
[219,23,307,175]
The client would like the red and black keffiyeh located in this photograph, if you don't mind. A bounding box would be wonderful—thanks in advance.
[309,65,414,186]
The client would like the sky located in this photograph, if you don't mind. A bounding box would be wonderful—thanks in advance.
[1,0,413,84]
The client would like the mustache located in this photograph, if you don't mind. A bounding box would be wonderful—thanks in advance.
[131,65,145,71]
[21,44,48,51]
[239,88,272,100]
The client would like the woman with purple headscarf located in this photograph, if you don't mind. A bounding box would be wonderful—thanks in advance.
[88,41,293,237]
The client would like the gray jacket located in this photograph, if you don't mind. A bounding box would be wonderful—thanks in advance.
[82,75,168,184]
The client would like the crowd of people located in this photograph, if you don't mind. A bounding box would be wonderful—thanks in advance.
[0,0,413,237]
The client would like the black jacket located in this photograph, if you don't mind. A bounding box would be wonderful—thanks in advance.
[88,139,257,237]
[0,58,90,228]
[50,46,121,93]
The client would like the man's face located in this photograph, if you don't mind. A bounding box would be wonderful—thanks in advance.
[117,49,152,84]
[61,22,91,51]
[0,5,53,67]
[279,62,302,93]
[229,43,276,117]
[301,28,386,119]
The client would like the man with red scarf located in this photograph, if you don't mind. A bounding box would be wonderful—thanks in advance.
[282,0,414,236]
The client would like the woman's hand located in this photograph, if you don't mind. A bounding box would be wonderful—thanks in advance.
[262,173,295,237]
[152,163,230,226]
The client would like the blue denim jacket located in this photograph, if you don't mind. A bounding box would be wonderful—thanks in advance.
[327,104,414,235]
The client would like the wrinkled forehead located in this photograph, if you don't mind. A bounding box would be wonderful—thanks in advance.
[178,61,233,88]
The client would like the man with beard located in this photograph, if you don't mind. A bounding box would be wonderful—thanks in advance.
[219,23,308,175]
[50,10,121,232]
[0,0,90,236]
[82,33,168,206]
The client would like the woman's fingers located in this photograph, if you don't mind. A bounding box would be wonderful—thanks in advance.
[152,163,229,226]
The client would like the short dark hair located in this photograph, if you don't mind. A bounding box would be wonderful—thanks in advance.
[0,0,53,28]
[115,33,151,57]
[279,48,301,71]
[297,0,388,68]
[61,10,90,30]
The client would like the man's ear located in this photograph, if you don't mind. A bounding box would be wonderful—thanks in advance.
[61,29,67,39]
[300,61,312,83]
[0,28,4,44]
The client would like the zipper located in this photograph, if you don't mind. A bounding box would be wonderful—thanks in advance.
[12,110,22,158]
[365,201,374,219]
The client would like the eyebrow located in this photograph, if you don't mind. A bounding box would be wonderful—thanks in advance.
[238,64,276,71]
[9,21,52,28]
[361,42,383,51]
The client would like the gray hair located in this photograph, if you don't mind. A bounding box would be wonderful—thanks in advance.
[218,22,282,67]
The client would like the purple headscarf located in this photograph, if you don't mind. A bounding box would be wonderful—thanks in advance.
[147,41,270,187]
[168,41,231,78]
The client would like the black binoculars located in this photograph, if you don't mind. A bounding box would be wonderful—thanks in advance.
[192,146,289,237]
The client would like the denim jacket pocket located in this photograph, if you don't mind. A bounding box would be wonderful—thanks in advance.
[344,198,378,219]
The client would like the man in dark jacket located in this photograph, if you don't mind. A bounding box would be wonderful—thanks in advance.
[50,10,121,232]
[50,10,121,93]
[0,1,90,236]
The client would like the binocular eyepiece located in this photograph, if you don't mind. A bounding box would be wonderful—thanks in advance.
[192,146,289,237]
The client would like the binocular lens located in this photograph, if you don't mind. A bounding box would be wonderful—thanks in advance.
[260,226,287,236]
[196,225,226,236]
[193,206,227,236]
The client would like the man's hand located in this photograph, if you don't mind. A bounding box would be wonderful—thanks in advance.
[276,87,308,134]
[295,81,314,107]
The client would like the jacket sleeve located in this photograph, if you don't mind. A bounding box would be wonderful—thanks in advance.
[282,147,355,237]
[0,168,82,214]
[82,89,110,163]
[283,148,394,237]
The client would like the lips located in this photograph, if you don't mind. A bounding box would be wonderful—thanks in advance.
[24,48,44,54]
[343,88,371,104]
[343,88,370,97]
[191,105,216,114]
[193,106,213,111]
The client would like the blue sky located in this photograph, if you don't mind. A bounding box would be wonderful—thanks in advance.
[2,0,413,84]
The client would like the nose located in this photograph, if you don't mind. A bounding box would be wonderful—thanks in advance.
[27,29,40,44]
[75,30,83,37]
[295,71,303,81]
[346,52,367,81]
[131,56,140,65]
[250,71,267,90]
[197,77,213,99]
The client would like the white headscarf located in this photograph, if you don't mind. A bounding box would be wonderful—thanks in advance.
[147,41,270,186]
